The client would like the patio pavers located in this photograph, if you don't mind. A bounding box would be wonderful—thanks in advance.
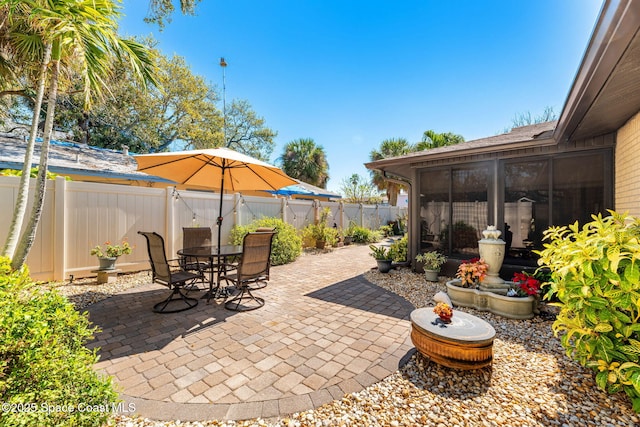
[87,244,414,421]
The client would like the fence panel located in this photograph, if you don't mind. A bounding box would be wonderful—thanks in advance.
[239,194,282,227]
[0,177,55,280]
[285,199,316,229]
[64,181,166,278]
[0,176,407,281]
[343,204,362,227]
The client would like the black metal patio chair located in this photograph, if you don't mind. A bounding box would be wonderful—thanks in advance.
[138,231,202,313]
[181,227,213,289]
[220,231,275,311]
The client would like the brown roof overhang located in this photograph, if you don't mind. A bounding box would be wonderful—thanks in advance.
[365,122,557,178]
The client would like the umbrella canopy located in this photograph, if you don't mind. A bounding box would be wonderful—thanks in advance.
[135,148,297,249]
[134,147,297,192]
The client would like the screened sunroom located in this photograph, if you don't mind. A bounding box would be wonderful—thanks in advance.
[366,121,615,272]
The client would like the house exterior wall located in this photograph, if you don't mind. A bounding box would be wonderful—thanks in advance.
[615,111,640,216]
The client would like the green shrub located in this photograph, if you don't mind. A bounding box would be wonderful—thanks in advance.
[536,211,640,412]
[229,217,302,265]
[346,224,381,244]
[299,224,316,248]
[379,224,394,237]
[0,257,118,427]
[388,235,408,262]
[300,209,338,248]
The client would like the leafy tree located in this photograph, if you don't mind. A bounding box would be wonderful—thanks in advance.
[55,49,223,153]
[504,106,557,132]
[339,173,382,204]
[219,99,277,161]
[415,130,465,150]
[369,137,414,206]
[52,55,276,159]
[146,0,200,29]
[3,0,156,270]
[278,138,329,188]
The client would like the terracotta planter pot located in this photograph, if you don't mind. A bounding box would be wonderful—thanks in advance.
[446,280,536,320]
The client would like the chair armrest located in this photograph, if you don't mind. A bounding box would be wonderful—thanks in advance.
[167,258,186,271]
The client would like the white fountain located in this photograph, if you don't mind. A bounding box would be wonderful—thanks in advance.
[445,225,537,319]
[477,225,511,295]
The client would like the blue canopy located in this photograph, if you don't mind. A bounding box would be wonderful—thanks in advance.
[264,179,341,199]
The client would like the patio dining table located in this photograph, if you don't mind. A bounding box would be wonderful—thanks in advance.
[177,245,243,300]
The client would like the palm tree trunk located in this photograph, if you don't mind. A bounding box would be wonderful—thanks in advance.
[388,183,399,207]
[12,57,59,270]
[2,42,51,258]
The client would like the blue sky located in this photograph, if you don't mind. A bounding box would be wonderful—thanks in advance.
[117,0,603,193]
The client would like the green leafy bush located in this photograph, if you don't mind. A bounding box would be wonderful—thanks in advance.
[368,244,391,260]
[536,211,640,412]
[379,224,394,237]
[229,217,302,265]
[388,235,408,262]
[300,209,338,248]
[299,224,316,248]
[0,257,118,426]
[415,249,446,270]
[346,224,381,244]
[300,223,338,248]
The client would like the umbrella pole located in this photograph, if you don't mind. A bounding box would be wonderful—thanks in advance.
[214,167,225,299]
[217,161,226,251]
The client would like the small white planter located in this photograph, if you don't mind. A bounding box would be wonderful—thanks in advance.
[446,279,536,320]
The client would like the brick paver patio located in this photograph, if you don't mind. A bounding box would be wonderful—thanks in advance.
[87,243,414,421]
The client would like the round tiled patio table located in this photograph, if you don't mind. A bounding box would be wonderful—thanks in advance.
[410,307,495,370]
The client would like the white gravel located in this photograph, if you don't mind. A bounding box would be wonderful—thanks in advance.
[46,263,639,426]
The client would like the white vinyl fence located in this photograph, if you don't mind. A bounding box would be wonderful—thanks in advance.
[0,176,407,281]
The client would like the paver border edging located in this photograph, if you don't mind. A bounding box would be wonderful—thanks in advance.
[117,333,414,422]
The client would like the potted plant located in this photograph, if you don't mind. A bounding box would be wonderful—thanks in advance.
[415,251,447,281]
[369,244,393,273]
[343,221,358,245]
[507,272,541,298]
[454,258,489,288]
[311,208,335,249]
[90,240,133,270]
[446,260,538,320]
[433,302,453,324]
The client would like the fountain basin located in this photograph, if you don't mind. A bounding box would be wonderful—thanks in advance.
[446,279,536,320]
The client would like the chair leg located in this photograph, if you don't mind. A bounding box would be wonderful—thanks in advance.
[247,276,268,290]
[153,286,198,313]
[224,285,264,311]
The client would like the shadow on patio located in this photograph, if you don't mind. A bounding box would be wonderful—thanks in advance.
[304,274,414,320]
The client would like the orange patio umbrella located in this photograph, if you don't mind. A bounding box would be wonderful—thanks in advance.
[135,147,297,249]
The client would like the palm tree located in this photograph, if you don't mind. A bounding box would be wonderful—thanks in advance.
[416,130,465,150]
[278,138,329,188]
[369,138,415,206]
[5,0,156,269]
[2,1,53,260]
